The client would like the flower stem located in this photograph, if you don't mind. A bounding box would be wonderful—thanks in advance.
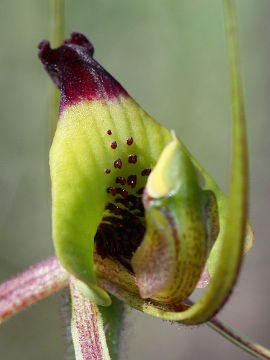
[50,0,65,142]
[51,0,65,48]
[208,318,270,360]
[0,257,69,324]
[70,278,111,360]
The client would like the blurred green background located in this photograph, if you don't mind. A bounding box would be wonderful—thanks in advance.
[0,1,269,359]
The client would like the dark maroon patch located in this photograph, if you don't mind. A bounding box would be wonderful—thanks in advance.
[111,141,117,149]
[115,195,144,215]
[105,168,111,174]
[114,206,121,215]
[127,175,137,189]
[116,177,126,185]
[38,32,129,111]
[141,168,151,176]
[114,158,122,169]
[95,202,145,265]
[128,154,137,164]
[126,137,133,146]
[107,129,112,135]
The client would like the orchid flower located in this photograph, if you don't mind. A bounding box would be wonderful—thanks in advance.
[1,1,270,359]
[36,27,253,317]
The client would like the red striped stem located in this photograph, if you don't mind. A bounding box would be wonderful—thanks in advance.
[0,257,69,323]
[70,278,110,360]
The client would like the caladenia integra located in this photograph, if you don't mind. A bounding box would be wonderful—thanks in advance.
[38,24,253,323]
[4,1,270,359]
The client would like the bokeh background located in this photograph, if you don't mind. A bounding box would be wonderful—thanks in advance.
[0,0,269,359]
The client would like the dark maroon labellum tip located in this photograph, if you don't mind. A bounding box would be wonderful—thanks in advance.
[111,141,117,149]
[107,129,112,135]
[105,169,111,174]
[128,154,137,164]
[114,158,122,169]
[126,137,133,145]
[38,32,129,109]
[63,32,94,54]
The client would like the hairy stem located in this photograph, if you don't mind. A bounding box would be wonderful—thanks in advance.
[70,278,111,360]
[208,318,270,360]
[1,255,270,359]
[0,257,69,323]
